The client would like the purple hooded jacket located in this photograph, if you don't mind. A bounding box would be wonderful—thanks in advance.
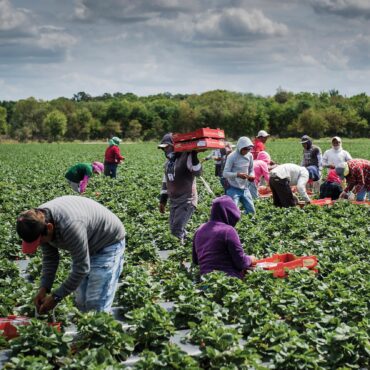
[192,195,252,279]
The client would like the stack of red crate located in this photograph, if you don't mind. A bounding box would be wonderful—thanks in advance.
[173,128,225,152]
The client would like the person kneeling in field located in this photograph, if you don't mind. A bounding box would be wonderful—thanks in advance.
[269,163,318,207]
[16,195,126,314]
[319,169,343,200]
[65,161,104,194]
[336,159,370,201]
[192,195,256,279]
[158,133,202,244]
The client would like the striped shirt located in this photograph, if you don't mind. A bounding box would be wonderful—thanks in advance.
[39,196,125,298]
[344,159,370,193]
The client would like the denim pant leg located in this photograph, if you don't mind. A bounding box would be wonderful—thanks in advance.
[226,187,241,207]
[241,188,256,214]
[248,181,259,199]
[356,187,370,201]
[169,202,195,241]
[75,239,125,312]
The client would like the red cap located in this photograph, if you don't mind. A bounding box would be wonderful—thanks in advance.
[22,235,41,254]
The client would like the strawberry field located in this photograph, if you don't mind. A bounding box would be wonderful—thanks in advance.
[0,139,369,369]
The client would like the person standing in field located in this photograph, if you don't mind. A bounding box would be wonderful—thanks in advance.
[223,136,255,215]
[251,130,270,160]
[16,195,126,314]
[269,163,317,207]
[104,136,124,178]
[202,149,223,177]
[336,159,370,201]
[193,195,256,279]
[322,136,352,169]
[249,151,271,199]
[65,162,104,193]
[158,133,202,244]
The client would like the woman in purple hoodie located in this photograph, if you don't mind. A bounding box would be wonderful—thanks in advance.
[192,195,256,279]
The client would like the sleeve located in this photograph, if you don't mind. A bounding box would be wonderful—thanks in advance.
[186,153,202,176]
[79,175,90,193]
[223,154,237,179]
[160,173,168,204]
[345,151,352,161]
[297,171,310,202]
[248,156,254,177]
[40,243,60,292]
[226,229,252,270]
[261,162,270,183]
[53,221,90,298]
[344,167,364,193]
[317,152,323,171]
[192,231,199,265]
[114,147,124,162]
[322,151,329,168]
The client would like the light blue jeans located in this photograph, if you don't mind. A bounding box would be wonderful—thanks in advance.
[356,187,370,201]
[248,181,259,199]
[75,239,125,312]
[226,186,255,214]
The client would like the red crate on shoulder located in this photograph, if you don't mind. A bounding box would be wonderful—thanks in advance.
[174,138,225,152]
[173,128,225,142]
[254,253,318,278]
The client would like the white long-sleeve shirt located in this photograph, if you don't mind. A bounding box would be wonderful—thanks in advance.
[270,164,310,202]
[322,148,352,168]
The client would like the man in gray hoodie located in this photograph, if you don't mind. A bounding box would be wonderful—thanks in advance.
[222,137,255,214]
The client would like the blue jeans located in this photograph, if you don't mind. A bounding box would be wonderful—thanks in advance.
[104,163,118,178]
[75,239,125,312]
[248,181,259,199]
[356,187,370,201]
[226,186,255,214]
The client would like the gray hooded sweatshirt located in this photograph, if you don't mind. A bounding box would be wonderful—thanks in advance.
[223,137,254,190]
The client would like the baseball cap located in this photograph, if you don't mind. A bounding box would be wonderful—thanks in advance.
[158,133,174,149]
[257,130,270,138]
[16,210,46,254]
[300,135,311,144]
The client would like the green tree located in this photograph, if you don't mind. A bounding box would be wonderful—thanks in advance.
[126,119,142,140]
[43,110,67,141]
[294,109,328,138]
[68,108,93,140]
[0,106,8,135]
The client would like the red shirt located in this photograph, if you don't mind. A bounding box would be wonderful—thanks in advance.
[104,145,124,164]
[251,139,265,160]
[344,159,370,193]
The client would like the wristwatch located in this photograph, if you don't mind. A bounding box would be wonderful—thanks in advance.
[52,293,63,303]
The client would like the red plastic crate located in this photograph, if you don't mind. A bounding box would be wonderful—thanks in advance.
[258,186,272,198]
[173,128,225,142]
[310,198,333,206]
[174,138,225,152]
[350,200,370,206]
[254,253,318,278]
[0,315,61,340]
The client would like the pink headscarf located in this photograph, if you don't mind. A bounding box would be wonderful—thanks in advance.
[92,161,104,174]
[256,151,271,164]
[326,169,341,184]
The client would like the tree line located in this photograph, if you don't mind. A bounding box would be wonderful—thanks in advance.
[0,89,369,142]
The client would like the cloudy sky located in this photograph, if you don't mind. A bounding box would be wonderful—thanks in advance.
[1,0,370,100]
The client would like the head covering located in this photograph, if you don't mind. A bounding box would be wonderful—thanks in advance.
[158,133,174,149]
[300,135,312,149]
[92,161,104,174]
[16,210,46,254]
[109,137,122,146]
[257,130,270,138]
[331,136,342,150]
[335,162,349,179]
[257,151,271,164]
[306,165,320,181]
[236,136,254,154]
[210,195,241,227]
[326,169,341,184]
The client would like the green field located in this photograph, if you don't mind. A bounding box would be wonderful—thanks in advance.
[0,139,369,369]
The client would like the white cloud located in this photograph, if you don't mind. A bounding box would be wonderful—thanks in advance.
[0,0,29,31]
[37,26,77,50]
[309,0,370,17]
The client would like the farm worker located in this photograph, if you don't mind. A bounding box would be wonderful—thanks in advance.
[300,135,322,193]
[104,136,124,178]
[158,133,202,244]
[269,164,317,207]
[219,142,234,193]
[16,195,125,314]
[319,169,343,200]
[202,149,223,177]
[251,130,270,160]
[336,159,370,201]
[222,136,255,215]
[249,151,271,199]
[193,195,256,279]
[65,161,104,194]
[322,136,352,169]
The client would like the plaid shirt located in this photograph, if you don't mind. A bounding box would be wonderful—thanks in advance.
[344,159,370,193]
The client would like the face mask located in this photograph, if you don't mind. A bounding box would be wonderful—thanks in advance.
[333,145,341,150]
